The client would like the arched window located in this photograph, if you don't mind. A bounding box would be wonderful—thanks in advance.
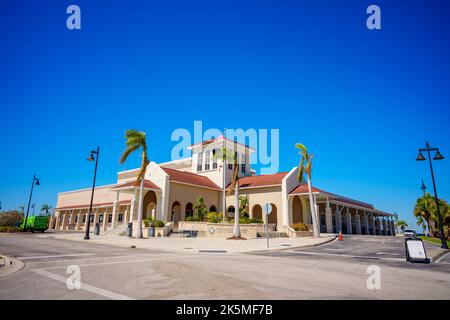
[209,205,217,213]
[185,203,193,217]
[227,206,235,218]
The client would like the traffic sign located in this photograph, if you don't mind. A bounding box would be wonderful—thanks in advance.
[263,203,272,215]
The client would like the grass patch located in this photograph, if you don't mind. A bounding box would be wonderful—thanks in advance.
[419,236,450,247]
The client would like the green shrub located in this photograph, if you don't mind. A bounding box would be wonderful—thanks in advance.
[185,216,200,221]
[207,212,221,223]
[249,218,263,224]
[143,219,152,227]
[153,220,165,228]
[0,211,23,227]
[0,226,21,233]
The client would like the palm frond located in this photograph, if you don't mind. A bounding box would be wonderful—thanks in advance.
[119,144,140,164]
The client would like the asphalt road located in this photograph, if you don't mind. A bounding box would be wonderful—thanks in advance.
[1,233,450,299]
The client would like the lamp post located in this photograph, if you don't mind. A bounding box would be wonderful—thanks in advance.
[416,141,448,249]
[420,178,426,196]
[84,146,100,240]
[24,175,40,231]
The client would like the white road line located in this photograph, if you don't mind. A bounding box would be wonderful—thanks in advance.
[323,248,346,252]
[26,253,164,265]
[17,253,96,260]
[31,269,134,300]
[38,255,196,270]
[435,251,450,263]
[375,252,400,256]
[289,250,405,262]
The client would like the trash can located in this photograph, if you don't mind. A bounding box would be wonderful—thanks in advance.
[127,222,133,238]
[94,223,100,235]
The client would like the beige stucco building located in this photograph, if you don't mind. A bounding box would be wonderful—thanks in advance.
[51,136,396,237]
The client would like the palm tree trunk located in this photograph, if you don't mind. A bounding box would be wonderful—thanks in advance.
[136,178,144,238]
[307,178,319,238]
[233,181,241,238]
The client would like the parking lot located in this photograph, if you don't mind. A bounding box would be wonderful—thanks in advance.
[1,233,450,299]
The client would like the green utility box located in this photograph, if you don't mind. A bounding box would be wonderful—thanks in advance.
[21,216,49,233]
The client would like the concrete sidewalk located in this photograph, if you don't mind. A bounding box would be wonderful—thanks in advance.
[37,232,336,253]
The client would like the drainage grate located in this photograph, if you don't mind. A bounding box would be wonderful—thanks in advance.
[281,244,291,247]
[198,250,227,253]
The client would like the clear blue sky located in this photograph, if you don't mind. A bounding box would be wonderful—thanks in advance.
[1,0,449,230]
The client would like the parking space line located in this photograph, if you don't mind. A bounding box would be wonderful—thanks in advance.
[435,251,450,263]
[31,269,134,300]
[37,255,196,271]
[375,252,400,256]
[26,253,173,265]
[287,250,405,262]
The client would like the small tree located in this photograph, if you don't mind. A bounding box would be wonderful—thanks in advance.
[396,220,408,233]
[193,197,208,221]
[41,204,53,216]
[239,196,249,218]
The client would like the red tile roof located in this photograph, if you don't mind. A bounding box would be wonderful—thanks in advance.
[228,172,289,188]
[111,179,161,190]
[56,200,131,210]
[289,184,323,194]
[162,167,221,190]
[290,183,374,209]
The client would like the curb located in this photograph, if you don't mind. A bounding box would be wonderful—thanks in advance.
[243,235,338,254]
[0,255,25,277]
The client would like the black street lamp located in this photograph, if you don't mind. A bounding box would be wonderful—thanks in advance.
[84,146,100,240]
[24,175,40,231]
[416,141,448,249]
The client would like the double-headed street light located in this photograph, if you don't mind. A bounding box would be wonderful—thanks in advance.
[416,141,448,249]
[24,175,40,231]
[84,146,100,240]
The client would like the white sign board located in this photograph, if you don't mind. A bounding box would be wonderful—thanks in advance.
[405,239,429,263]
[263,203,272,215]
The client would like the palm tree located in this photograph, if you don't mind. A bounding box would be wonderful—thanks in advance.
[239,195,249,218]
[395,219,408,233]
[212,147,235,223]
[120,129,149,239]
[41,204,53,216]
[193,197,208,221]
[227,151,242,238]
[295,143,319,238]
[414,193,436,237]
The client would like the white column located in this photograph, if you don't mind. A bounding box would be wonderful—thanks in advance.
[102,209,108,231]
[69,211,76,228]
[111,191,120,229]
[129,190,138,222]
[335,209,342,233]
[55,212,61,230]
[346,208,352,235]
[364,212,369,235]
[75,210,82,230]
[84,211,90,231]
[382,218,388,236]
[370,214,376,235]
[355,212,362,234]
[93,209,99,228]
[61,213,68,230]
[325,199,333,233]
